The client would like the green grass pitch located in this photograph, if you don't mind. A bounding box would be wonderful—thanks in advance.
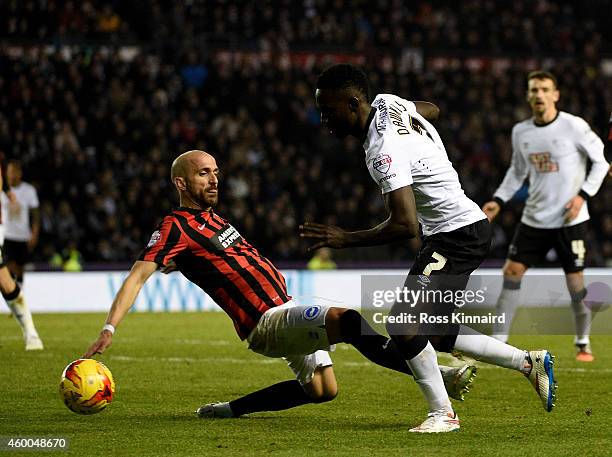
[1,311,611,456]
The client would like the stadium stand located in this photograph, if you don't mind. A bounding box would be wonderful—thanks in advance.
[1,1,610,266]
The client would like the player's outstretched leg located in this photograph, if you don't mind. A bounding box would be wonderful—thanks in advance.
[452,325,557,412]
[328,308,476,401]
[1,272,43,351]
[197,365,337,418]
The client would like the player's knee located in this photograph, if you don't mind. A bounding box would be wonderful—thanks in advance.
[305,384,338,403]
[312,386,338,403]
[502,262,526,283]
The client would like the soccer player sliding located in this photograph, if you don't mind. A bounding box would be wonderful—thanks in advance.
[84,150,476,423]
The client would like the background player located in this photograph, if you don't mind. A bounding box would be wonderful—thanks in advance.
[300,64,556,433]
[0,160,40,289]
[482,71,608,362]
[84,150,476,419]
[0,156,42,350]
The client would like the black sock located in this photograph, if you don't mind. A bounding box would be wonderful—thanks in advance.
[229,380,315,417]
[339,310,413,376]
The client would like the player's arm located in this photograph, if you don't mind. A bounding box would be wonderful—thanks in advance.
[28,207,40,250]
[564,119,608,222]
[300,185,419,250]
[482,127,528,222]
[84,260,158,357]
[414,101,440,122]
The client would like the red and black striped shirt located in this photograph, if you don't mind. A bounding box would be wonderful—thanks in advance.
[138,207,291,339]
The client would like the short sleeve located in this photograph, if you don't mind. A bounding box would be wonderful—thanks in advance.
[138,216,188,266]
[368,134,413,194]
[29,186,39,209]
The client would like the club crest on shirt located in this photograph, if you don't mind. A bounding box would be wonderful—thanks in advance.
[373,153,392,174]
[303,306,322,321]
[146,230,161,248]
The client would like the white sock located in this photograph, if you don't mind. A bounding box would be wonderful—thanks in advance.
[7,293,38,337]
[491,284,521,342]
[454,326,528,373]
[406,341,452,414]
[571,299,591,346]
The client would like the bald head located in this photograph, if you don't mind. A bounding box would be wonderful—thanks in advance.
[171,150,220,210]
[171,150,215,180]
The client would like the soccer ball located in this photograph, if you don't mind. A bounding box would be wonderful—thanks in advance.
[59,359,115,415]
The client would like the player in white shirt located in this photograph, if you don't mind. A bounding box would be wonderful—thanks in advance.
[483,71,609,362]
[0,158,43,350]
[0,160,40,288]
[301,64,556,433]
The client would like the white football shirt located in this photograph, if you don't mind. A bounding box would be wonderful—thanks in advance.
[0,181,40,242]
[494,111,607,228]
[363,93,485,236]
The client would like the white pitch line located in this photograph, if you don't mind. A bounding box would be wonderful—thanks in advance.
[109,355,280,365]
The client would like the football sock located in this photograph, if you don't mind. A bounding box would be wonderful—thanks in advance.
[4,286,38,337]
[228,380,316,417]
[339,310,413,375]
[491,278,521,343]
[454,325,528,373]
[570,289,591,346]
[398,337,451,413]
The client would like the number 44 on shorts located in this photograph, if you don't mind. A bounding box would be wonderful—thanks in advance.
[571,240,585,267]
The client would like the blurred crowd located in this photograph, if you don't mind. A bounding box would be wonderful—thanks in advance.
[2,1,610,56]
[1,1,611,267]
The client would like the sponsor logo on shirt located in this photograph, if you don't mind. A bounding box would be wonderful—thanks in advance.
[146,230,161,248]
[210,224,243,250]
[373,153,392,174]
[528,152,559,173]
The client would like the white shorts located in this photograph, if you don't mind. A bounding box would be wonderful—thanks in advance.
[247,301,334,385]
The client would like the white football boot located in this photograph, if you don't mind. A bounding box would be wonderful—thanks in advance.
[196,402,234,418]
[527,350,557,412]
[409,410,460,433]
[25,333,44,351]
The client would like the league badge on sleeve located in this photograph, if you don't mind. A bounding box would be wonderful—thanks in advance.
[373,153,392,174]
[147,230,162,248]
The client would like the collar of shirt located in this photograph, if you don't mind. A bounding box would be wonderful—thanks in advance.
[360,106,377,146]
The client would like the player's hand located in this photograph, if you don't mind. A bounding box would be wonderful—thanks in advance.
[564,195,585,223]
[160,260,178,274]
[482,201,501,222]
[84,331,113,358]
[299,222,348,251]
